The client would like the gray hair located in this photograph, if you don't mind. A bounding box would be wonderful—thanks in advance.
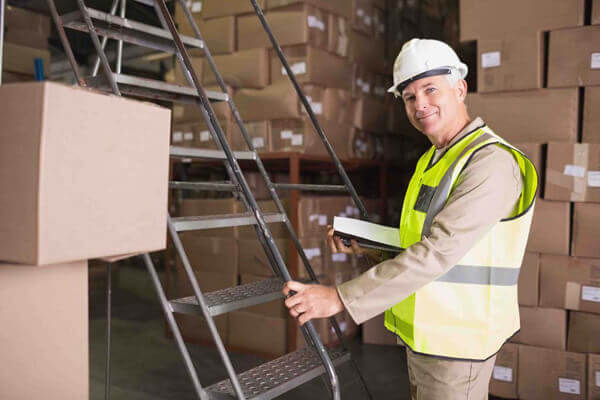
[445,68,463,87]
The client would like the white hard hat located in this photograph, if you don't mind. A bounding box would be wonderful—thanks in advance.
[387,38,468,97]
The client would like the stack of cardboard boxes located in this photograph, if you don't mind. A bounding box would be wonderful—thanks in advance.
[2,6,51,82]
[169,0,392,160]
[461,0,600,398]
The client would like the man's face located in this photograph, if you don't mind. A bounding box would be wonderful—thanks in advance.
[401,75,465,139]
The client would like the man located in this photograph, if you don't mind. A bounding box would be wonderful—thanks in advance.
[283,38,538,399]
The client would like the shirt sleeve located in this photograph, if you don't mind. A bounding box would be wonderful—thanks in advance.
[337,144,524,324]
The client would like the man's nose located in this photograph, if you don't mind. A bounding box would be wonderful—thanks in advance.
[414,94,429,111]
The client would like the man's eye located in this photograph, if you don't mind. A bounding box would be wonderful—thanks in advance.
[426,87,437,94]
[404,96,415,102]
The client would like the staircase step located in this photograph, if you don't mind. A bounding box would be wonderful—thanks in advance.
[169,181,237,192]
[170,146,256,161]
[172,212,286,232]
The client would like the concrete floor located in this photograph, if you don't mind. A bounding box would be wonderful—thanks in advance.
[89,261,412,399]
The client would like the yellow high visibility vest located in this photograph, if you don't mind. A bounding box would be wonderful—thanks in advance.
[384,125,538,360]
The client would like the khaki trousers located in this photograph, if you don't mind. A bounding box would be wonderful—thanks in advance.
[406,348,496,400]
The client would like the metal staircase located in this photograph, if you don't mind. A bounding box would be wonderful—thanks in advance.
[47,0,374,398]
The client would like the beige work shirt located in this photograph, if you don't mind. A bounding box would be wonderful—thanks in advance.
[337,117,524,325]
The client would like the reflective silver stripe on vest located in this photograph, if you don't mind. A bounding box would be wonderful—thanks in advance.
[422,132,495,238]
[435,265,520,286]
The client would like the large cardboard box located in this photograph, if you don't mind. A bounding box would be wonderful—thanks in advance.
[172,85,233,123]
[511,307,566,350]
[5,6,51,49]
[0,82,170,265]
[352,64,375,97]
[518,345,586,400]
[348,30,386,73]
[362,313,397,345]
[0,261,89,400]
[545,143,600,202]
[240,274,286,318]
[589,354,600,400]
[271,45,352,90]
[519,252,540,307]
[201,16,236,54]
[267,0,352,19]
[548,26,600,87]
[231,120,272,153]
[171,56,203,86]
[237,5,328,51]
[202,48,270,88]
[572,203,600,258]
[350,0,373,35]
[177,234,238,275]
[238,238,289,276]
[270,117,353,159]
[172,118,232,150]
[465,89,579,143]
[297,196,348,237]
[527,199,571,255]
[323,88,354,125]
[235,81,323,121]
[2,42,50,76]
[228,311,287,357]
[202,0,266,19]
[460,0,584,41]
[353,94,388,132]
[179,198,241,237]
[489,343,519,399]
[477,32,543,93]
[539,255,600,314]
[583,87,600,143]
[567,311,600,353]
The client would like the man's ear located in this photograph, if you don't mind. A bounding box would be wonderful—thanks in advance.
[456,79,468,102]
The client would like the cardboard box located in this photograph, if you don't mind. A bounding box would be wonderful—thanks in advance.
[271,45,353,90]
[348,30,386,73]
[511,306,566,350]
[519,252,540,307]
[548,26,600,87]
[202,48,270,88]
[172,85,233,123]
[539,255,600,314]
[296,237,325,278]
[362,313,398,345]
[240,274,286,318]
[297,196,350,237]
[5,6,50,49]
[589,354,600,400]
[2,42,50,76]
[174,1,202,36]
[202,0,266,19]
[328,14,350,57]
[172,118,232,150]
[465,89,579,143]
[545,143,600,202]
[323,88,354,125]
[235,81,323,121]
[572,203,600,258]
[267,0,352,19]
[583,86,600,143]
[179,198,241,237]
[237,5,328,51]
[460,0,584,41]
[489,343,519,399]
[177,235,237,275]
[594,0,600,25]
[238,238,289,276]
[349,128,375,159]
[477,32,544,93]
[0,261,88,400]
[353,95,388,132]
[527,199,570,255]
[0,82,170,265]
[171,56,203,85]
[231,120,272,152]
[567,311,600,353]
[270,117,354,159]
[372,7,386,39]
[228,311,287,356]
[350,0,373,35]
[202,16,236,54]
[243,171,272,200]
[518,345,586,400]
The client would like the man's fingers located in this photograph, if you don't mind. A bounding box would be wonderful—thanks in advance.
[284,294,302,308]
[350,239,362,254]
[285,280,306,293]
[298,311,313,325]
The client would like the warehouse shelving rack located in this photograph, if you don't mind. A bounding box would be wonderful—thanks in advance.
[46,0,374,399]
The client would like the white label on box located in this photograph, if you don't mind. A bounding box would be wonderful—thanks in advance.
[481,51,501,68]
[200,130,210,142]
[291,134,304,146]
[172,131,183,143]
[304,247,321,259]
[309,214,319,222]
[191,1,202,12]
[588,171,600,187]
[332,253,348,262]
[318,214,327,225]
[356,8,365,17]
[591,53,600,69]
[362,83,370,93]
[378,23,385,33]
[356,78,364,86]
[184,131,193,141]
[281,130,293,139]
[310,102,323,115]
[558,378,581,395]
[582,286,600,302]
[252,137,265,148]
[282,62,307,76]
[346,206,353,215]
[596,371,600,387]
[307,15,325,31]
[364,15,372,26]
[564,164,586,177]
[492,366,513,382]
[375,87,386,96]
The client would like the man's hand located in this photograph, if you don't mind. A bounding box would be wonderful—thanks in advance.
[327,226,382,262]
[283,281,344,325]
